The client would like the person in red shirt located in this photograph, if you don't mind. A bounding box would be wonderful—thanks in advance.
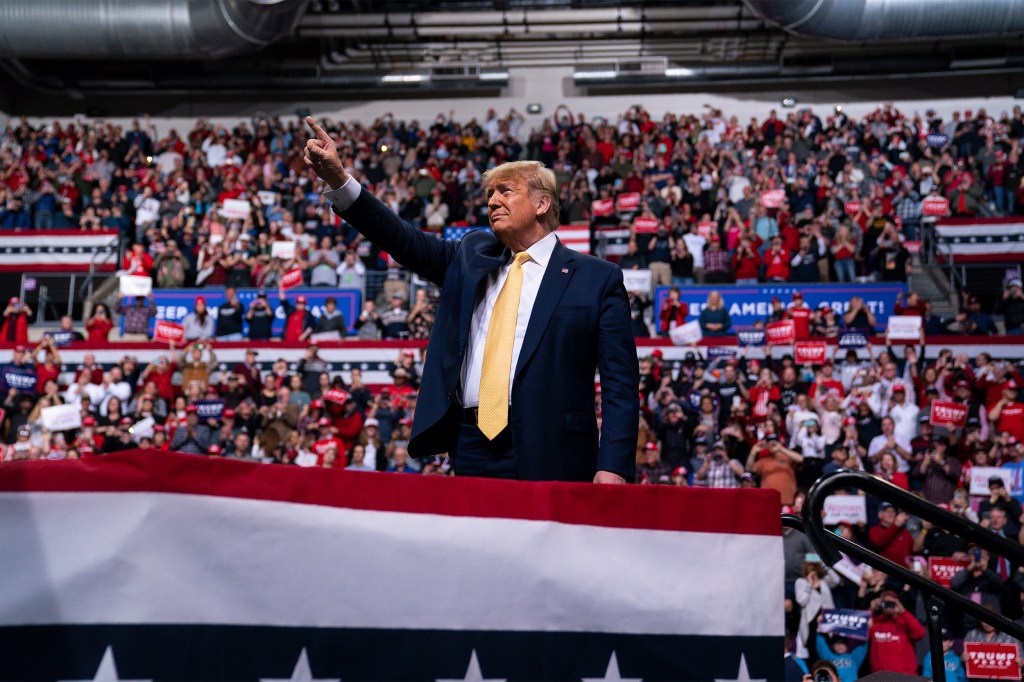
[311,417,345,467]
[279,288,315,343]
[658,287,688,335]
[868,502,914,567]
[868,589,926,675]
[1,297,31,345]
[121,243,154,276]
[786,291,812,338]
[31,337,61,395]
[74,352,104,385]
[809,360,846,399]
[763,234,791,281]
[85,304,114,343]
[731,237,762,284]
[140,351,179,404]
[989,381,1024,442]
[324,392,364,456]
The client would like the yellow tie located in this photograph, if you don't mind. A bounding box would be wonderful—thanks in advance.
[478,252,531,440]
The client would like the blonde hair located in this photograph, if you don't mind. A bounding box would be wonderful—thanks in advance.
[482,160,560,231]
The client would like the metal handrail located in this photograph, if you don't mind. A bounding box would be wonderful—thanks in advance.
[792,469,1024,682]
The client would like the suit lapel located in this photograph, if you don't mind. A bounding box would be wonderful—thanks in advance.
[514,238,574,380]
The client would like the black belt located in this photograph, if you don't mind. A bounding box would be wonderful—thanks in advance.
[461,407,480,425]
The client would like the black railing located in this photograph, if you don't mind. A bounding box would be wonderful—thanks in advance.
[787,468,1024,682]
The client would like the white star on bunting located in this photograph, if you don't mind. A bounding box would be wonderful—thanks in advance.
[581,652,642,682]
[260,648,339,682]
[436,650,505,682]
[60,646,151,682]
[714,654,766,682]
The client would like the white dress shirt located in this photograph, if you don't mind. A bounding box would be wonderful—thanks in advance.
[325,179,556,408]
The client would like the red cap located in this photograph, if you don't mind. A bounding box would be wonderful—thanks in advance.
[843,416,857,426]
[644,441,659,451]
[892,383,906,393]
[822,359,834,367]
[672,466,688,476]
[195,296,206,306]
[399,418,412,426]
[119,416,133,426]
[296,295,308,304]
[185,404,198,413]
[1007,380,1019,389]
[82,416,96,426]
[956,380,971,389]
[781,505,794,514]
[937,503,951,510]
[153,424,165,432]
[318,417,331,426]
[13,344,26,353]
[311,399,323,409]
[792,291,803,300]
[208,444,223,455]
[771,296,781,304]
[222,408,236,418]
[8,297,18,305]
[651,349,663,359]
[709,233,720,242]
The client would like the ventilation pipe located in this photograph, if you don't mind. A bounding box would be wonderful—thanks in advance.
[0,0,307,60]
[744,0,1024,41]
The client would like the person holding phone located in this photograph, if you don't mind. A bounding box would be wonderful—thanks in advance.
[867,589,925,675]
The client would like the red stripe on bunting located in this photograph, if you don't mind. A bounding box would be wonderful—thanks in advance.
[0,450,781,536]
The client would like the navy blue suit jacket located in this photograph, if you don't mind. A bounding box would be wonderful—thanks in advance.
[337,188,639,482]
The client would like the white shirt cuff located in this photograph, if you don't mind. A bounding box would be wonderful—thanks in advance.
[323,176,361,212]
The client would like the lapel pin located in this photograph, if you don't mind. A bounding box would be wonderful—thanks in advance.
[561,268,569,274]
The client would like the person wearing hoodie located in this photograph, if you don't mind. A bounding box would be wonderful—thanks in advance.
[867,589,925,675]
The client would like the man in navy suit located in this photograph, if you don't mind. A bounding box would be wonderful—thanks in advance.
[303,117,638,483]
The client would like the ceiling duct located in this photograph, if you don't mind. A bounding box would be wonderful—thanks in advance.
[0,0,307,60]
[744,0,1024,42]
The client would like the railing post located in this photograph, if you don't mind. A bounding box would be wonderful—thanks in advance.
[925,597,946,682]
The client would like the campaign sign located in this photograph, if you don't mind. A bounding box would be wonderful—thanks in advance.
[193,400,225,420]
[119,275,153,297]
[697,221,716,240]
[591,198,614,217]
[139,288,361,338]
[766,320,796,345]
[669,320,703,346]
[818,609,870,642]
[41,403,82,432]
[970,467,1015,496]
[153,321,185,345]
[887,315,922,340]
[838,332,868,349]
[322,389,350,404]
[930,400,969,429]
[45,330,74,348]
[615,192,641,213]
[633,217,659,234]
[280,267,304,290]
[738,330,766,347]
[221,199,252,220]
[926,133,950,149]
[760,189,786,209]
[708,346,737,358]
[3,367,36,392]
[921,196,950,217]
[832,555,866,585]
[621,269,653,295]
[270,240,296,260]
[823,495,867,525]
[794,341,828,365]
[928,557,971,587]
[653,283,904,332]
[964,642,1021,680]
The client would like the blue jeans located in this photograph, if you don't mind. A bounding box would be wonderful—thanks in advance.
[834,258,856,282]
[735,278,759,285]
[672,277,695,287]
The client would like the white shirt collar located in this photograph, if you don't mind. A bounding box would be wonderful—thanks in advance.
[519,230,558,269]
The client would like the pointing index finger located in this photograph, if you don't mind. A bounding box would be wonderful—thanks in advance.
[305,115,332,144]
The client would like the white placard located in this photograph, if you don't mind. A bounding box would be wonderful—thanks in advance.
[823,494,867,525]
[119,275,152,297]
[131,417,155,442]
[886,315,923,340]
[669,320,703,346]
[969,466,1015,496]
[41,404,83,432]
[310,331,343,343]
[271,241,296,260]
[221,198,252,219]
[294,451,319,468]
[621,269,653,294]
[257,191,279,207]
[833,554,866,584]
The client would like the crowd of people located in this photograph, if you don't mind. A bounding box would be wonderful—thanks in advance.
[4,102,1024,678]
[0,102,1022,325]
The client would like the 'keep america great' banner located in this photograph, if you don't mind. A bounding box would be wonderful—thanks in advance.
[0,452,783,681]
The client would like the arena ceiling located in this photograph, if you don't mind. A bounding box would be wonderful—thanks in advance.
[1,0,1023,115]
